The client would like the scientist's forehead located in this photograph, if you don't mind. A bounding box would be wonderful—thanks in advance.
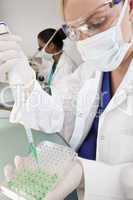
[64,0,106,22]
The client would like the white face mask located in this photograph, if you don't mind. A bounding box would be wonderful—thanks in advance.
[35,49,53,62]
[42,49,63,61]
[42,50,53,61]
[76,0,133,72]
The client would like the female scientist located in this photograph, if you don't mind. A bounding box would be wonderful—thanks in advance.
[36,28,77,94]
[1,0,133,199]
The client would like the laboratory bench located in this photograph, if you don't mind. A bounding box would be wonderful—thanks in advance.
[0,118,78,200]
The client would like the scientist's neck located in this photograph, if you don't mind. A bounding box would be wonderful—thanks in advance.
[111,47,133,95]
[115,49,133,73]
[53,52,62,64]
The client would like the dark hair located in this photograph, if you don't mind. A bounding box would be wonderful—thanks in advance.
[38,28,67,50]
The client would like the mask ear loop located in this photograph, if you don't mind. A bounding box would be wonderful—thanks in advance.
[117,0,129,26]
[115,0,131,43]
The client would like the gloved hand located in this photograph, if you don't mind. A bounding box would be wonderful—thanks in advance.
[4,155,83,200]
[4,155,133,200]
[0,34,36,89]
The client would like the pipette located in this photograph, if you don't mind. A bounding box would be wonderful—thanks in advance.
[24,125,39,166]
[0,22,39,166]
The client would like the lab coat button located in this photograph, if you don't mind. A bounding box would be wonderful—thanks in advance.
[78,113,84,117]
[101,135,105,141]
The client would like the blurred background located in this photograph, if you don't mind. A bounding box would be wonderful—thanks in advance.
[0,0,62,56]
[0,0,82,110]
[0,0,82,63]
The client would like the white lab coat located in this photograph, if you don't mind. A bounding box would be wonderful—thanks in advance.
[10,59,133,200]
[70,61,133,164]
[38,52,77,88]
[10,61,90,141]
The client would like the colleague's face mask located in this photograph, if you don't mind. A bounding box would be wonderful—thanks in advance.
[41,30,63,61]
[76,0,133,72]
[35,49,43,58]
[42,49,53,61]
[35,48,53,62]
[42,48,63,61]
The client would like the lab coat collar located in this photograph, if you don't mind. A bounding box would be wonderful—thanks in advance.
[103,59,133,114]
[70,71,102,150]
[51,52,64,77]
[70,61,133,151]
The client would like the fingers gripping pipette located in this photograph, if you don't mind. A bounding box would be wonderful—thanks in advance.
[0,22,39,166]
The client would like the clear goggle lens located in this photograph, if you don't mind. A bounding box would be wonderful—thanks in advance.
[62,24,96,41]
[62,24,80,41]
[61,0,121,41]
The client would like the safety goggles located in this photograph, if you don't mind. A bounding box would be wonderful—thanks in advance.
[62,0,122,41]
